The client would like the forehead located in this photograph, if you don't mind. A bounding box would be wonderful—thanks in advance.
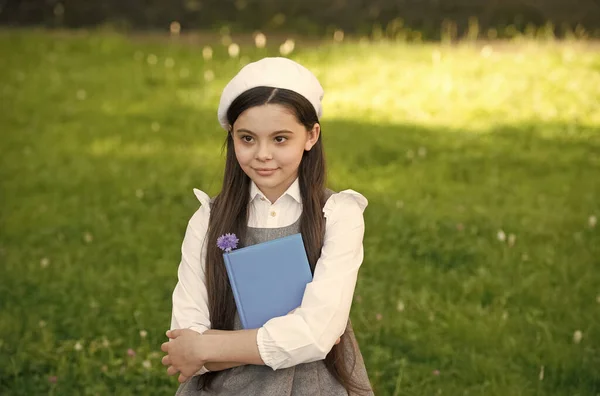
[234,104,302,132]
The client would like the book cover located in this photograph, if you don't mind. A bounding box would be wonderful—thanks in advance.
[223,233,313,329]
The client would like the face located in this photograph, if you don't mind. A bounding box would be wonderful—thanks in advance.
[231,104,320,202]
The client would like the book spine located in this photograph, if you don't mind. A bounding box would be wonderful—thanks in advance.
[222,253,247,329]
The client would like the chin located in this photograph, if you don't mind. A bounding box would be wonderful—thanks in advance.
[253,177,284,188]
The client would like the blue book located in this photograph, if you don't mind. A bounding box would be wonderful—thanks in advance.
[223,233,313,329]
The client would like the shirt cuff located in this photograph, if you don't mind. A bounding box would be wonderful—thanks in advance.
[257,327,288,370]
[188,325,208,334]
[194,366,210,376]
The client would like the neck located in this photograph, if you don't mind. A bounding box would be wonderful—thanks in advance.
[257,173,297,203]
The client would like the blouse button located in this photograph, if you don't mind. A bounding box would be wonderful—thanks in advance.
[260,197,266,201]
[270,211,277,217]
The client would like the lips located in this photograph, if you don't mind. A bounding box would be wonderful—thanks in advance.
[254,168,278,176]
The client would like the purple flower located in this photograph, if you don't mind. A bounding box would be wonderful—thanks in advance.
[48,376,57,384]
[217,233,239,252]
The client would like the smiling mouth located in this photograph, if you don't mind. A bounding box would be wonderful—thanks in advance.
[254,168,278,175]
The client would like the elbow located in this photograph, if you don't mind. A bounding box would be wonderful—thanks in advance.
[312,316,347,360]
[271,343,331,369]
[314,337,338,360]
[301,320,346,363]
[313,347,330,362]
[262,336,334,370]
[301,336,338,363]
[170,313,210,333]
[259,314,345,369]
[295,325,341,363]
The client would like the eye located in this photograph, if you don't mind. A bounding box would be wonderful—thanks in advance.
[241,135,254,143]
[274,136,287,143]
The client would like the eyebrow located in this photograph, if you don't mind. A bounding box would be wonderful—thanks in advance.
[235,128,294,136]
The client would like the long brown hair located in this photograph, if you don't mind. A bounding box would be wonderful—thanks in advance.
[198,87,368,394]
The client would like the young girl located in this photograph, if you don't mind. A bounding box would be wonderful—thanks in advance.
[161,57,374,395]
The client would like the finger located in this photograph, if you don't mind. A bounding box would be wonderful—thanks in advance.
[160,342,169,353]
[161,355,171,366]
[167,365,180,376]
[166,329,180,339]
[178,373,190,383]
[335,337,341,345]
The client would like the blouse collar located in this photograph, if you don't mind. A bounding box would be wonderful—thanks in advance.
[249,177,301,204]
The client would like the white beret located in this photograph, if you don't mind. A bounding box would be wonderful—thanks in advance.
[217,57,324,130]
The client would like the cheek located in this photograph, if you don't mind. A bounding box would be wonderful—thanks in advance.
[278,145,305,167]
[233,143,252,165]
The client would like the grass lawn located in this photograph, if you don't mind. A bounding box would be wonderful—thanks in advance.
[0,29,599,395]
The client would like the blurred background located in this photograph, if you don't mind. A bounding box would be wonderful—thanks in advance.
[1,1,599,395]
[3,0,600,38]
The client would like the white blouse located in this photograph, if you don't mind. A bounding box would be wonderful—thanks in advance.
[170,178,368,371]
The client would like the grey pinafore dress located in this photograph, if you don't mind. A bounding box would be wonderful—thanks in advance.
[175,190,374,396]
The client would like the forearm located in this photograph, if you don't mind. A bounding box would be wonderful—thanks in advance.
[204,361,245,371]
[202,329,250,368]
[203,329,254,369]
[202,331,245,372]
[202,329,264,366]
[203,329,233,336]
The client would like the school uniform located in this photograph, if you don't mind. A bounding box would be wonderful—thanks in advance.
[171,178,374,395]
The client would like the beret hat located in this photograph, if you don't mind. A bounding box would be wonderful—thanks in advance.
[217,57,324,130]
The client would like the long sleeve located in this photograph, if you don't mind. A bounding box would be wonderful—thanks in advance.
[170,189,212,335]
[256,190,368,370]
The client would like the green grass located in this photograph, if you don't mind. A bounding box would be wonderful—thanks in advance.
[1,28,599,395]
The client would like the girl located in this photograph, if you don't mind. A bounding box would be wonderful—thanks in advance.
[161,57,374,395]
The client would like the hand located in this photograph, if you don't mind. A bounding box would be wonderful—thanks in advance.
[287,308,342,345]
[161,329,206,383]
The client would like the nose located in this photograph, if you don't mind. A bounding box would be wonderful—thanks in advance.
[256,142,273,161]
